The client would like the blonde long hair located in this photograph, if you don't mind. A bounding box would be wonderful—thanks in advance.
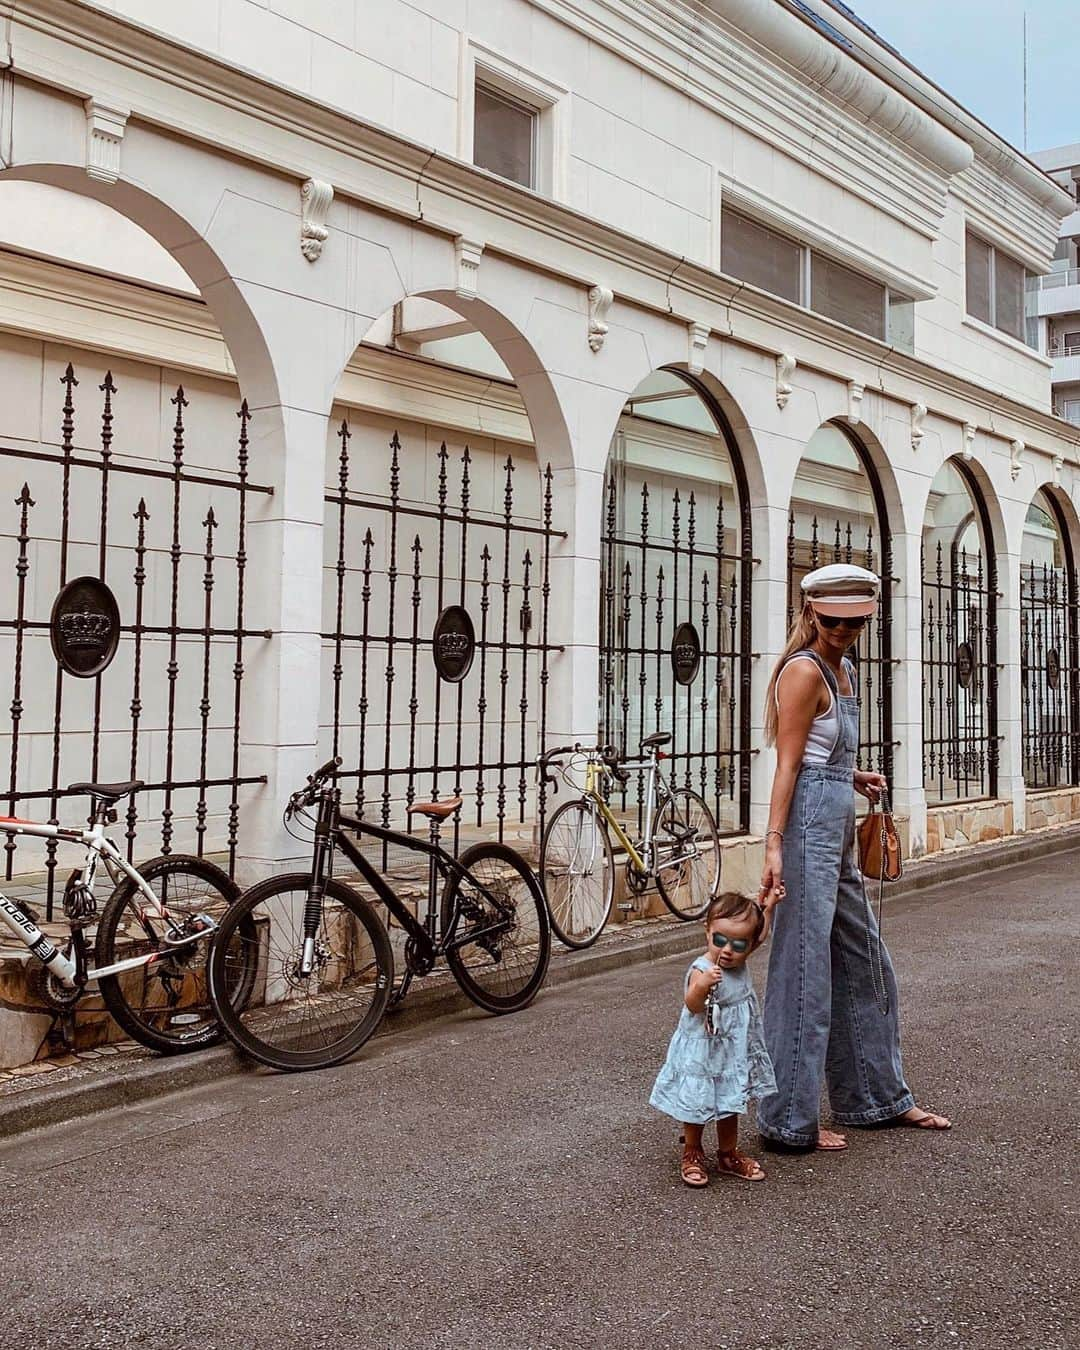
[764,601,819,747]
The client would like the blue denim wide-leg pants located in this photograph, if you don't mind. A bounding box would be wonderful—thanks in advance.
[757,657,914,1147]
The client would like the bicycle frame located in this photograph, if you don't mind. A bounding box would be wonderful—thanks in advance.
[578,754,701,879]
[298,791,521,977]
[0,816,187,988]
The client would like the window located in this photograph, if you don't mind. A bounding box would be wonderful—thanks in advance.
[721,210,802,304]
[720,207,913,351]
[811,255,886,342]
[965,230,1036,346]
[473,84,537,189]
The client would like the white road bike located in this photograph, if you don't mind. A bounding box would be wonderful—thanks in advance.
[0,779,257,1054]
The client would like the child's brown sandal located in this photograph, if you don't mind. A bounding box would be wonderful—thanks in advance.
[716,1148,765,1182]
[680,1147,709,1188]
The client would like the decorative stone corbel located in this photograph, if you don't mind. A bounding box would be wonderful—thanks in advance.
[84,99,128,184]
[846,380,864,427]
[962,422,977,461]
[1053,452,1065,485]
[911,403,928,452]
[454,236,484,300]
[687,322,709,376]
[300,178,333,262]
[587,285,614,353]
[776,353,796,410]
[1010,438,1025,482]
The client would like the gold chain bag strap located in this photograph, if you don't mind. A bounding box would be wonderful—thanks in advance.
[856,791,902,1014]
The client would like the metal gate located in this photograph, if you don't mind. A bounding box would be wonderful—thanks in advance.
[922,537,998,802]
[598,456,752,836]
[321,422,561,854]
[1,365,271,915]
[786,510,895,785]
[1020,494,1079,789]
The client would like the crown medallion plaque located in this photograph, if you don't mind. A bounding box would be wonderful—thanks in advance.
[432,606,475,684]
[671,621,702,687]
[50,576,121,678]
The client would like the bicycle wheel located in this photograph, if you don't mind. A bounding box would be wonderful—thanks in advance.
[442,842,550,1014]
[539,799,615,949]
[96,855,256,1055]
[654,788,721,920]
[207,874,393,1072]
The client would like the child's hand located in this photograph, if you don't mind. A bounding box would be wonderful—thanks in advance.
[685,962,724,1014]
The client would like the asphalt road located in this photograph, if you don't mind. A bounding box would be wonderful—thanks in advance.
[1,852,1077,1350]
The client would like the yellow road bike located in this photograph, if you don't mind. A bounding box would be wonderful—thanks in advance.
[538,734,721,949]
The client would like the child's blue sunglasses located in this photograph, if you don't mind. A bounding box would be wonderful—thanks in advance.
[711,933,750,954]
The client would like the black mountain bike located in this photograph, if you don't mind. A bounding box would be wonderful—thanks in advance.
[206,758,551,1071]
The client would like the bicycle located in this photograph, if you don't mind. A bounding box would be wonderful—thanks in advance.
[206,757,551,1072]
[0,779,258,1053]
[537,733,721,949]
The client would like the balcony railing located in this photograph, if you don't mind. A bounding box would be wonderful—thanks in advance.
[1029,268,1080,291]
[1050,342,1080,358]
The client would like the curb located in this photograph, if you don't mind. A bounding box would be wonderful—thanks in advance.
[0,916,705,1139]
[3,825,1077,1139]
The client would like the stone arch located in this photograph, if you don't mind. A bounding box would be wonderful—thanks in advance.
[597,364,755,834]
[0,164,281,407]
[787,417,898,781]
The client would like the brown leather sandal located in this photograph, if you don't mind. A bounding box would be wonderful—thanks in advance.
[716,1149,765,1182]
[680,1147,709,1188]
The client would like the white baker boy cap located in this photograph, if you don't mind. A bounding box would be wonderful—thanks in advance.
[801,563,880,618]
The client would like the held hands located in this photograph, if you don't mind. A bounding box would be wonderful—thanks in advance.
[758,838,786,912]
[855,770,888,804]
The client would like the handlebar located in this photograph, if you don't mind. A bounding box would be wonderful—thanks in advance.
[286,756,342,815]
[538,744,630,790]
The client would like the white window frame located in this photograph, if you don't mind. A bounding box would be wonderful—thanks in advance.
[458,39,569,200]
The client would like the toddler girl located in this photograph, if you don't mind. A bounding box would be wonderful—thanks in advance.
[649,893,776,1185]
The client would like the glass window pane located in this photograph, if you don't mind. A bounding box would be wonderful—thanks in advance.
[888,292,915,352]
[995,251,1024,340]
[473,85,535,189]
[721,210,802,303]
[965,232,992,324]
[811,254,886,340]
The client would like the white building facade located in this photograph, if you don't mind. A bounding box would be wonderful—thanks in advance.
[1030,143,1080,429]
[2,0,1080,946]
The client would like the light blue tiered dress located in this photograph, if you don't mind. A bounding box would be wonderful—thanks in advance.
[650,957,777,1124]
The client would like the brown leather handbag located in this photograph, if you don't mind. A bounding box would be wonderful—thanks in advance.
[857,793,903,882]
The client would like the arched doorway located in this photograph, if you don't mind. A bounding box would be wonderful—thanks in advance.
[921,459,998,802]
[787,423,894,785]
[0,180,270,911]
[318,295,563,854]
[1020,489,1079,789]
[598,369,752,835]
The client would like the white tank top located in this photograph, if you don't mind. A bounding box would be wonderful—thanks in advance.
[775,652,841,765]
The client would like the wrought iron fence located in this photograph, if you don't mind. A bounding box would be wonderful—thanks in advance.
[322,424,562,857]
[1,365,271,916]
[1020,558,1080,789]
[922,539,999,802]
[786,512,895,785]
[599,465,752,836]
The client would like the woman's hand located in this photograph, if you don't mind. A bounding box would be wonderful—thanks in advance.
[758,840,787,911]
[855,770,888,804]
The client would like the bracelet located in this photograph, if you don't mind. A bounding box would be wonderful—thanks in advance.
[765,829,783,842]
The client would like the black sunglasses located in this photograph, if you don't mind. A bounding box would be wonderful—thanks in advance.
[817,613,868,631]
[711,933,750,954]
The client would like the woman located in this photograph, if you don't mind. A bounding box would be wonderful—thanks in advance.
[756,563,949,1151]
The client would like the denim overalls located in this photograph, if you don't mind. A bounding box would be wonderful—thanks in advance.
[757,649,915,1146]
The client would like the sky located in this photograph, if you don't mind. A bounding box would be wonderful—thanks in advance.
[842,1,1078,155]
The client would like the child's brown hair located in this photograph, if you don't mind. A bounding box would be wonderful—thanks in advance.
[705,891,766,945]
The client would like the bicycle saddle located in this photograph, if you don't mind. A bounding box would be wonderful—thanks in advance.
[640,732,672,749]
[407,796,463,820]
[67,779,145,802]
